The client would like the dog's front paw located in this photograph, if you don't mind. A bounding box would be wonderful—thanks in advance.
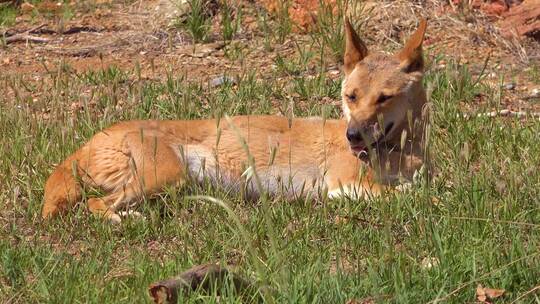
[328,185,362,200]
[118,210,145,220]
[394,182,413,193]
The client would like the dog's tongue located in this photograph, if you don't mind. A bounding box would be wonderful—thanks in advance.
[350,145,367,153]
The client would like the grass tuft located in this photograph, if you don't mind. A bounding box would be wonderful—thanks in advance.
[178,0,213,43]
[0,2,17,28]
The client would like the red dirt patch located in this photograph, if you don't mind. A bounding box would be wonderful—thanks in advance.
[500,0,540,40]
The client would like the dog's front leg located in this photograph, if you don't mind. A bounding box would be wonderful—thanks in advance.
[324,152,388,200]
[326,180,387,200]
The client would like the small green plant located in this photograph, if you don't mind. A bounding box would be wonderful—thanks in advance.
[274,0,292,43]
[527,64,540,83]
[179,0,212,42]
[291,73,339,102]
[61,4,74,22]
[221,1,242,41]
[274,54,301,76]
[256,9,273,51]
[224,40,246,61]
[309,0,368,62]
[79,65,127,86]
[310,0,343,61]
[0,2,17,28]
[431,59,483,104]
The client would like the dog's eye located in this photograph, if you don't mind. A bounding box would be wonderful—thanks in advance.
[346,94,357,102]
[376,94,393,104]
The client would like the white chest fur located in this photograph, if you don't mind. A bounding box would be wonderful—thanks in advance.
[174,144,324,198]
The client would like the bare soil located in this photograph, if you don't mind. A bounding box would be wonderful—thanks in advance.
[1,0,539,110]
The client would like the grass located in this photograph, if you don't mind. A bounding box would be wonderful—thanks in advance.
[272,0,292,44]
[0,2,17,28]
[178,0,213,43]
[309,0,346,62]
[527,64,540,84]
[221,1,242,41]
[1,4,540,304]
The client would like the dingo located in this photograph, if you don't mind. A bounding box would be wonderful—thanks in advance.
[42,19,428,223]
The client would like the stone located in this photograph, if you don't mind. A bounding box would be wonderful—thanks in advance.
[503,82,516,90]
[209,75,235,87]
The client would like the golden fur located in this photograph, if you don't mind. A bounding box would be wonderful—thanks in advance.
[42,19,429,223]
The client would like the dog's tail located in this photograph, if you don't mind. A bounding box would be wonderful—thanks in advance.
[42,152,83,219]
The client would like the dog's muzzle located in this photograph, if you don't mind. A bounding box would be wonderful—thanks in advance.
[346,122,394,152]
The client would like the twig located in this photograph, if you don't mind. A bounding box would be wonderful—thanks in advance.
[2,23,49,44]
[1,24,98,45]
[61,26,100,35]
[25,23,47,34]
[4,34,50,44]
[1,23,46,37]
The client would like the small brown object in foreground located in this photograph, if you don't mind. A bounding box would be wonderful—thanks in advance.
[346,298,375,304]
[148,264,255,304]
[476,284,505,303]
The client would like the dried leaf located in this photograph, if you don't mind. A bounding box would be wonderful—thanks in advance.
[477,284,505,303]
[477,284,487,302]
[484,287,505,299]
[346,298,375,304]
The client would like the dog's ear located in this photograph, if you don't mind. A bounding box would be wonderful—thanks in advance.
[398,19,427,73]
[344,18,368,76]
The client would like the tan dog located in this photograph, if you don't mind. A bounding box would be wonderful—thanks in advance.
[42,19,428,223]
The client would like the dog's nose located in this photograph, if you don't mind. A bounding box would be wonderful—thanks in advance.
[346,128,363,143]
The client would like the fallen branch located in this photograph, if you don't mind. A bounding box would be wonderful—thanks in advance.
[4,33,50,44]
[148,264,258,304]
[1,24,99,45]
[1,23,46,37]
[2,23,49,44]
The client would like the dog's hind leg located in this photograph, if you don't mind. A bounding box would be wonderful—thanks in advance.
[88,181,149,223]
[87,132,185,223]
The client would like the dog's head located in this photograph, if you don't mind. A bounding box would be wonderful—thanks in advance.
[341,19,427,154]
